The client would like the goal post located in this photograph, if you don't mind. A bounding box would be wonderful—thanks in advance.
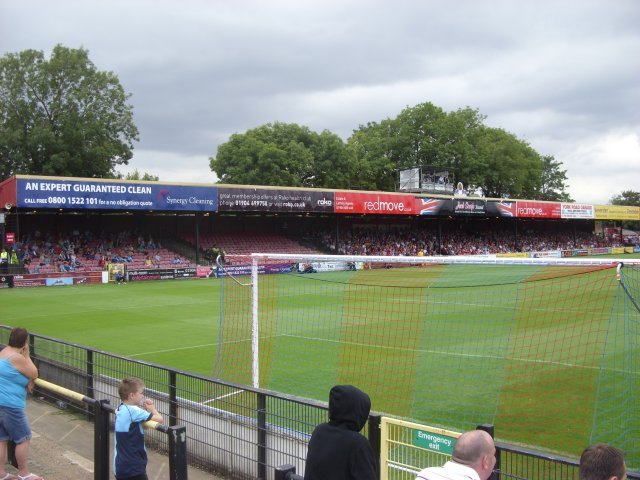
[215,253,639,467]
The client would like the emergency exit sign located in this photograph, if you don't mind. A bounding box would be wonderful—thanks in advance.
[413,429,456,455]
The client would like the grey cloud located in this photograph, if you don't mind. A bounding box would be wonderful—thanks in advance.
[2,0,639,202]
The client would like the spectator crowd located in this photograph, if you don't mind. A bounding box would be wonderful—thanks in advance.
[3,223,637,275]
[8,230,169,274]
[309,225,630,257]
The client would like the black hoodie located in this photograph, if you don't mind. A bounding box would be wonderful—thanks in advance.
[304,385,379,480]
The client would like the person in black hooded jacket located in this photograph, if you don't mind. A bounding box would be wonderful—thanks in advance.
[304,384,378,480]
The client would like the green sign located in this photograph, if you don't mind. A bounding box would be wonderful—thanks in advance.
[413,429,456,455]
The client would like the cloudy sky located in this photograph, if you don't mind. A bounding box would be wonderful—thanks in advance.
[1,0,639,204]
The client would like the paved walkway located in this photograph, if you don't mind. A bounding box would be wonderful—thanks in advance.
[3,396,225,480]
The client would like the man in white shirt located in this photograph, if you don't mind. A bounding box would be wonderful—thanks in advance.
[415,430,496,480]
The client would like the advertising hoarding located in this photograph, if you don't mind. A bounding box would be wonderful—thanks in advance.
[127,267,197,281]
[218,188,334,213]
[16,178,217,211]
[515,201,562,219]
[415,198,516,217]
[594,205,640,221]
[415,197,452,216]
[334,192,415,215]
[561,203,594,219]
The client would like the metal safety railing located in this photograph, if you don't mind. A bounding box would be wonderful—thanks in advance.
[3,326,638,480]
[277,417,640,480]
[274,464,303,480]
[11,378,188,480]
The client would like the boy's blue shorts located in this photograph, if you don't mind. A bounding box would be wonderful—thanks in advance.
[0,406,32,444]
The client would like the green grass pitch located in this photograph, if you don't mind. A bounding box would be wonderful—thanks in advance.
[2,280,221,376]
[2,253,638,467]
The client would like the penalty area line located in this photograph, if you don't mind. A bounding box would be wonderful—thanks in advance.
[129,342,217,357]
[202,389,244,404]
[129,334,281,357]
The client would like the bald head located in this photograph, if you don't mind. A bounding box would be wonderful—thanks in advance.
[452,430,494,465]
[449,430,496,480]
[415,430,496,480]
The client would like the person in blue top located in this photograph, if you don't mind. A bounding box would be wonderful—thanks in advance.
[0,327,41,480]
[114,377,163,480]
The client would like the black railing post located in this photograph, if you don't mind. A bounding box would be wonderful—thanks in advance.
[257,392,267,480]
[195,213,200,265]
[275,464,296,480]
[94,399,111,480]
[86,349,95,420]
[167,425,188,480]
[7,441,16,468]
[87,349,94,400]
[477,424,499,480]
[368,413,382,479]
[169,370,177,426]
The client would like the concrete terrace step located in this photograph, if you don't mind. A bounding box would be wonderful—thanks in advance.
[5,397,227,480]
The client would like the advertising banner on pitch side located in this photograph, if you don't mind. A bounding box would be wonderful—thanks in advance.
[16,178,218,211]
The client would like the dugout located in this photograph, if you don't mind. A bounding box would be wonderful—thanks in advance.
[0,174,638,274]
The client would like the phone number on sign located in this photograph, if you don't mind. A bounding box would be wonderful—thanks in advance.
[22,197,99,205]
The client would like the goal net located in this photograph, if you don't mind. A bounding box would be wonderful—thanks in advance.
[214,254,639,467]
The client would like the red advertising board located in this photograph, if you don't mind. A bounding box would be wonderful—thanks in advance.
[5,232,15,244]
[0,176,17,210]
[334,192,415,215]
[516,201,562,218]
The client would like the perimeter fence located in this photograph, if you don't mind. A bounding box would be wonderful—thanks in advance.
[1,326,637,480]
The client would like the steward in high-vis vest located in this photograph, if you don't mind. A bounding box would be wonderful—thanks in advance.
[0,248,8,272]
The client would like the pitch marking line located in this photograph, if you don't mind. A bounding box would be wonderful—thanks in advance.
[282,334,638,374]
[128,333,637,376]
[202,389,244,405]
[129,335,278,357]
[129,342,217,357]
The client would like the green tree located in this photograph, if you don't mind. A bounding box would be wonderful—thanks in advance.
[118,169,159,181]
[346,102,545,197]
[392,102,450,170]
[471,127,543,198]
[209,122,353,188]
[0,45,138,179]
[346,119,399,191]
[390,104,483,187]
[210,101,571,197]
[610,190,640,206]
[536,155,572,201]
[310,129,354,188]
[347,103,485,191]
